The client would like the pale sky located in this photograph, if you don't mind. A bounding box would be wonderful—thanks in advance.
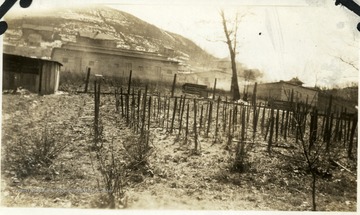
[8,0,360,87]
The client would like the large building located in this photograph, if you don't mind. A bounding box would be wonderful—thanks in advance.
[51,43,180,83]
[247,78,319,106]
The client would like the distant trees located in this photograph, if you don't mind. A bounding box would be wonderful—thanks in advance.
[243,69,264,82]
[220,10,241,101]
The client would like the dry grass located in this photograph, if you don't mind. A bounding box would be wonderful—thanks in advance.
[1,92,357,211]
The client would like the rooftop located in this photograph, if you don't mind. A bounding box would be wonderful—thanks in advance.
[55,43,179,64]
[22,23,54,32]
[77,31,117,41]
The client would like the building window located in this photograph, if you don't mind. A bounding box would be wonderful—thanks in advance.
[63,58,68,63]
[138,66,144,72]
[89,61,95,66]
[125,63,132,71]
[156,66,161,73]
[114,63,119,68]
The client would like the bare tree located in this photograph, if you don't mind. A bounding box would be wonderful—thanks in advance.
[220,10,241,101]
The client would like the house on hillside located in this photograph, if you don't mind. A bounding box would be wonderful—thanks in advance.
[3,53,62,94]
[76,31,117,48]
[22,23,54,45]
[51,43,179,83]
[247,79,319,106]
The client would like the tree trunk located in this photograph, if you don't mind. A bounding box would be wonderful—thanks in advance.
[230,49,240,101]
[220,10,241,101]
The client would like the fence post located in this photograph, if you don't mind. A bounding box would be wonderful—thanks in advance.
[199,104,204,133]
[178,96,185,136]
[115,88,119,113]
[148,96,152,131]
[227,108,233,145]
[214,96,221,143]
[212,78,217,100]
[127,70,132,95]
[206,101,213,137]
[120,87,124,117]
[185,102,190,143]
[141,85,148,135]
[348,114,357,159]
[84,67,91,93]
[171,73,177,98]
[325,95,333,152]
[275,108,279,142]
[193,99,199,153]
[261,106,266,134]
[267,106,275,153]
[170,97,178,133]
[137,89,141,133]
[166,98,171,131]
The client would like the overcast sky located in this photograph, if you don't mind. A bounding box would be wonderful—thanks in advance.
[10,0,360,87]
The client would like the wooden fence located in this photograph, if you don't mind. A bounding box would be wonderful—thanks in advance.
[107,73,357,157]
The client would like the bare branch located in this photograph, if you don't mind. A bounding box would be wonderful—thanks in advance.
[338,56,359,71]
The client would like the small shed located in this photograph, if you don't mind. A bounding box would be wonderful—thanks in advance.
[2,53,62,94]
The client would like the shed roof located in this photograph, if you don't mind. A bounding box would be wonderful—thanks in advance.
[3,52,62,66]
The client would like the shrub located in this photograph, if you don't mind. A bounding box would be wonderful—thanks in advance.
[122,131,154,170]
[7,126,68,178]
[92,141,127,209]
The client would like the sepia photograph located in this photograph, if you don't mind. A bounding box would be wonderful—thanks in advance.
[0,0,358,213]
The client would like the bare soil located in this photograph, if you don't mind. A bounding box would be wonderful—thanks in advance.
[1,92,357,211]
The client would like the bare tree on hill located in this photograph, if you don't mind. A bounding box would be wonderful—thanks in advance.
[220,10,241,101]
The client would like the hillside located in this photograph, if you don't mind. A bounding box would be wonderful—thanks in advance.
[3,5,217,67]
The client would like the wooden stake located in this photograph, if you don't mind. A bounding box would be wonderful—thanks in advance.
[84,67,91,93]
[214,96,221,142]
[148,96,152,131]
[268,106,275,153]
[194,99,199,152]
[120,87,124,117]
[171,74,177,98]
[212,78,217,100]
[170,97,178,133]
[206,101,213,137]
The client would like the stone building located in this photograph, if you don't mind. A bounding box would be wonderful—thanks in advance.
[248,79,319,106]
[51,43,180,83]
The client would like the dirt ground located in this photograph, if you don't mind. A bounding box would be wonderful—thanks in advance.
[1,92,357,211]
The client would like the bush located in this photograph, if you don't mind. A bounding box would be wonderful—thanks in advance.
[92,141,127,209]
[7,126,68,178]
[122,131,154,170]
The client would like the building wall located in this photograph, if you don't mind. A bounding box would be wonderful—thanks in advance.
[52,48,179,83]
[40,62,61,94]
[248,82,318,105]
[23,29,53,42]
[250,83,284,101]
[77,37,117,48]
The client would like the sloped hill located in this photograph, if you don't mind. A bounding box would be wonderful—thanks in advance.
[4,5,217,67]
